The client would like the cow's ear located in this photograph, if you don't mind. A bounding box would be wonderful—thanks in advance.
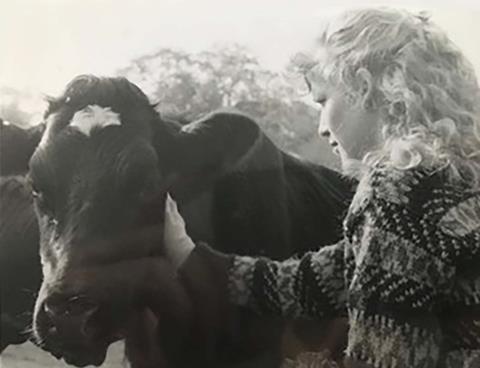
[150,111,264,201]
[0,122,45,176]
[151,111,263,175]
[172,112,263,174]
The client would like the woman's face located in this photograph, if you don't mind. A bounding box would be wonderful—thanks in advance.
[308,73,382,172]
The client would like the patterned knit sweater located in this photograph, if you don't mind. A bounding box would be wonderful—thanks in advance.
[221,165,480,368]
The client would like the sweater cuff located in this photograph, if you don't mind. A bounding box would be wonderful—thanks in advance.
[178,242,233,299]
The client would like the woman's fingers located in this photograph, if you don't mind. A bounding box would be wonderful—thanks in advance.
[163,193,196,269]
[165,193,186,230]
[165,193,177,214]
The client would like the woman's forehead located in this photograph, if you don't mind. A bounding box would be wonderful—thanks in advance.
[303,48,334,95]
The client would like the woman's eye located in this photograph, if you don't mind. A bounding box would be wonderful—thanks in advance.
[316,98,327,107]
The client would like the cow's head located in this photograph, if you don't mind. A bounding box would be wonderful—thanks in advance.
[30,75,182,366]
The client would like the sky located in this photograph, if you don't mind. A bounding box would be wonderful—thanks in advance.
[1,0,480,96]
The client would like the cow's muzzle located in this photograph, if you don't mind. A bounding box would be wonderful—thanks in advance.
[34,293,115,367]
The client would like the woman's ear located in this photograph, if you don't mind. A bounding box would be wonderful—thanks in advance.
[355,68,374,109]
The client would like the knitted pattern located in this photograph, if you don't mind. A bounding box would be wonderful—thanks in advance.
[228,166,480,368]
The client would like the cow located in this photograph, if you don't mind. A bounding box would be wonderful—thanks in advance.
[25,75,354,367]
[0,120,45,351]
[0,175,41,352]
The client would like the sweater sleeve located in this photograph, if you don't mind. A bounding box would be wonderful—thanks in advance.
[344,172,457,368]
[228,239,347,319]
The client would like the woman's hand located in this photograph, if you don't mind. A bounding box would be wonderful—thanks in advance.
[163,193,196,269]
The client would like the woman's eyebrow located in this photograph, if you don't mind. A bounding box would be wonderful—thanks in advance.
[309,80,328,100]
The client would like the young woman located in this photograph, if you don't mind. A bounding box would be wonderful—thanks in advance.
[164,7,480,367]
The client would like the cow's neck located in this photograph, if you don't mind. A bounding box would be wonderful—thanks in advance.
[178,189,215,245]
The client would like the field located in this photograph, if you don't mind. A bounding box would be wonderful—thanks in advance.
[1,342,125,368]
[1,343,339,368]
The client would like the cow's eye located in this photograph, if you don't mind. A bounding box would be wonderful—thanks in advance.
[27,178,57,223]
[32,190,55,219]
[32,189,44,206]
[31,187,45,208]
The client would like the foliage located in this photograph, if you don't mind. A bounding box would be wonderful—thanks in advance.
[117,44,339,168]
[0,87,45,128]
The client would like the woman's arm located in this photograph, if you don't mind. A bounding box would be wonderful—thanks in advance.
[226,240,347,319]
[178,241,347,320]
[165,193,347,320]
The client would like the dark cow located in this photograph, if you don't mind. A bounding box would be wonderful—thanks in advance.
[0,120,44,351]
[25,75,353,367]
[0,176,41,351]
[0,118,44,176]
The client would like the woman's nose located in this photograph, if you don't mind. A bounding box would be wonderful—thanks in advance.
[318,112,330,138]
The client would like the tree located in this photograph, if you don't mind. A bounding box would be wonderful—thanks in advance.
[0,87,45,128]
[117,44,339,169]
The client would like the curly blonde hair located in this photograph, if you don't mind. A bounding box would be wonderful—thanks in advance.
[296,7,480,187]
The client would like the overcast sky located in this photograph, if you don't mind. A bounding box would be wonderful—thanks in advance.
[1,0,480,96]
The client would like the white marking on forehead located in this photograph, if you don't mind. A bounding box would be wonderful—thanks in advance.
[70,105,121,136]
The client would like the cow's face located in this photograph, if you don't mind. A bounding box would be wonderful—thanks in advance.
[30,76,176,366]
